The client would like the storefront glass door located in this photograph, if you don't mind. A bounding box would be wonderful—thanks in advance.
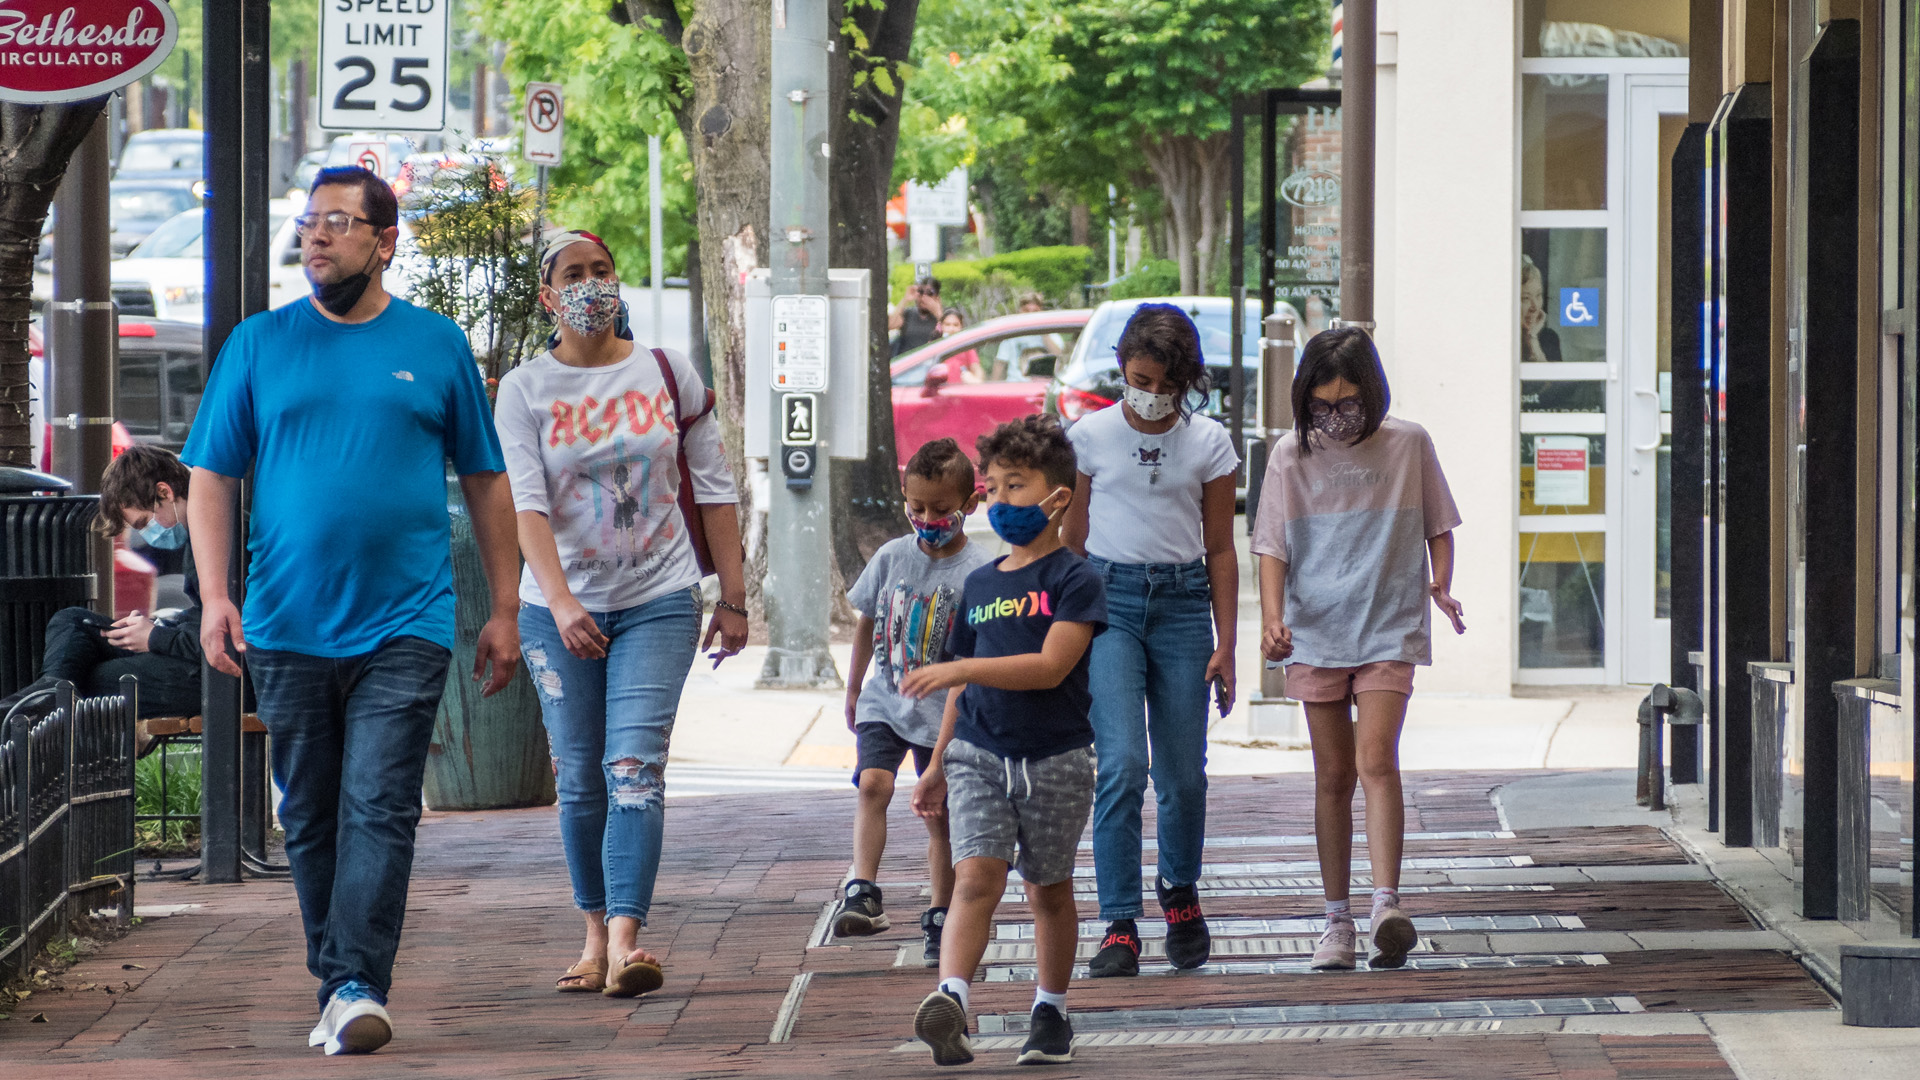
[1517,52,1687,685]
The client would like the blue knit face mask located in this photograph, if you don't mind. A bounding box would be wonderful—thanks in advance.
[986,488,1067,546]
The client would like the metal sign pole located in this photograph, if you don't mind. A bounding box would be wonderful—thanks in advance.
[758,0,839,689]
[48,117,116,618]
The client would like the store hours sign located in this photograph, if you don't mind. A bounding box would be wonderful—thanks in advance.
[319,0,447,133]
[0,0,179,103]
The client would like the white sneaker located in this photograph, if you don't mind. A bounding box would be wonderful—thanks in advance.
[316,982,392,1055]
[1310,918,1356,970]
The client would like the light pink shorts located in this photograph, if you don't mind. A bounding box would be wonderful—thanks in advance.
[1285,661,1415,703]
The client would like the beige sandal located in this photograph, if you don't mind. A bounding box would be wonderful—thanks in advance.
[603,951,664,998]
[555,957,608,993]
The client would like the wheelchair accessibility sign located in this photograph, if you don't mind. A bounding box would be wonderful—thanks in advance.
[1560,287,1599,327]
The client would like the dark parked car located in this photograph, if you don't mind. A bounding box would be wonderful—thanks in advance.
[113,128,204,182]
[109,182,204,256]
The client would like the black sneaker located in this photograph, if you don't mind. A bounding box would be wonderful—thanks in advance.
[1158,878,1212,970]
[921,907,947,968]
[1087,919,1140,978]
[914,988,974,1066]
[1015,1002,1074,1065]
[833,880,889,937]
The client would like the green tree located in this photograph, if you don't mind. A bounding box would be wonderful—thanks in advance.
[470,0,696,282]
[908,0,1327,294]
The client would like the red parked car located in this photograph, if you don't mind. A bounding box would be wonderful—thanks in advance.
[890,308,1090,468]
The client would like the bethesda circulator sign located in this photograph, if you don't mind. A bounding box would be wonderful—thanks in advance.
[0,0,179,104]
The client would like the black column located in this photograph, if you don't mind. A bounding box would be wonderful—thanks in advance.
[1669,122,1708,785]
[1712,85,1772,849]
[201,0,272,885]
[1791,20,1861,920]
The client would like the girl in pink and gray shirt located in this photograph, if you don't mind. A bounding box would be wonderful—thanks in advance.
[1250,327,1466,973]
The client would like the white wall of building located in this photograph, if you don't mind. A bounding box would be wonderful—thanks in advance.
[1373,0,1520,695]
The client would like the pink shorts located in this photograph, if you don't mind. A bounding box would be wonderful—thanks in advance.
[1285,661,1415,703]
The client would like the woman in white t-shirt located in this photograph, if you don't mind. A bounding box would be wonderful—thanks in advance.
[1063,303,1241,979]
[493,230,748,1000]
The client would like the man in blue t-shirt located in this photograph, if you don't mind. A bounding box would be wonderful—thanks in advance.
[182,167,522,1058]
[900,415,1106,1067]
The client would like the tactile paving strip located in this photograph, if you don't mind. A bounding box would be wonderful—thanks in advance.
[979,935,1442,962]
[892,1018,1511,1051]
[991,914,1586,939]
[974,995,1645,1034]
[977,953,1612,980]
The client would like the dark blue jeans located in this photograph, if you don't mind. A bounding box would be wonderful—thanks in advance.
[248,636,451,1006]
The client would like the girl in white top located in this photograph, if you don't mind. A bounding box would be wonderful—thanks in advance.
[493,230,748,1000]
[1063,302,1241,978]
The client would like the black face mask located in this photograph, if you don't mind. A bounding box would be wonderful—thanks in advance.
[310,245,381,317]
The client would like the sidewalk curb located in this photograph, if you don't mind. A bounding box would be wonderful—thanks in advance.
[1660,786,1861,1003]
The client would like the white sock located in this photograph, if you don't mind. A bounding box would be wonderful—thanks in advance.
[1371,887,1399,914]
[1034,987,1067,1015]
[939,976,971,1012]
[1324,898,1352,920]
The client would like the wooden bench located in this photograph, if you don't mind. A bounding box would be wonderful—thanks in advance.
[136,714,267,759]
[137,714,268,738]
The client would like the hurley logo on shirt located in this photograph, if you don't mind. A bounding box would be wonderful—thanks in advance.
[969,591,1054,625]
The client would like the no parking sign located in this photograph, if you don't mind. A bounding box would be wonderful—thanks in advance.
[524,82,564,166]
[348,140,389,179]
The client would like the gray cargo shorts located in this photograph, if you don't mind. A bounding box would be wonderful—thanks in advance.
[942,737,1095,886]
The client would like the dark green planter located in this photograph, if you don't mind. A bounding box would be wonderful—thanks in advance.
[423,489,555,811]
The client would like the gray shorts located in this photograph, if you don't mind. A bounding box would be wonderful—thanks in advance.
[943,738,1095,886]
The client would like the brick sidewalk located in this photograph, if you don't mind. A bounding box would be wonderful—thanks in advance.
[2,772,1832,1078]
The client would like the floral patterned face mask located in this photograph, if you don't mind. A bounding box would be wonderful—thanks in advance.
[553,277,623,337]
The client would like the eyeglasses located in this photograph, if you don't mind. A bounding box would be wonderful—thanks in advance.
[1306,396,1364,418]
[293,211,381,237]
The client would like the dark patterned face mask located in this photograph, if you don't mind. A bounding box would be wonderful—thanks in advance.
[1311,410,1366,442]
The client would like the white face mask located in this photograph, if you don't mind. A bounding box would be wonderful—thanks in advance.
[1124,384,1178,422]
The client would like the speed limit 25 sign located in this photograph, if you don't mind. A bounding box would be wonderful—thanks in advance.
[319,0,448,133]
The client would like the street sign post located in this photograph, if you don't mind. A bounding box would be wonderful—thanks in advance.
[318,0,449,132]
[524,82,564,165]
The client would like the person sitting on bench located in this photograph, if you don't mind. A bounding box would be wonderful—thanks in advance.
[1,445,204,718]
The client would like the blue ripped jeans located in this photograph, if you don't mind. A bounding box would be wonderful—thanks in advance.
[520,586,701,924]
[1086,557,1214,921]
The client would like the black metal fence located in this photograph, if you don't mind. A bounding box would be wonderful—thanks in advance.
[0,678,137,982]
[1,494,100,698]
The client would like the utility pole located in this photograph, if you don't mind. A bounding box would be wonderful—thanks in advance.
[1337,0,1375,330]
[47,116,116,620]
[758,0,839,689]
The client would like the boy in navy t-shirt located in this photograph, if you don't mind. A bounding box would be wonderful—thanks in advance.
[903,415,1106,1067]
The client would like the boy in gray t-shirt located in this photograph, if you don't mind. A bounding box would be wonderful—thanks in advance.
[832,440,992,967]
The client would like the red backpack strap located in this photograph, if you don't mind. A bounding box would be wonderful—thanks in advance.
[651,348,717,575]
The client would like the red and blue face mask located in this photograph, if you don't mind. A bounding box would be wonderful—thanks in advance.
[909,509,966,549]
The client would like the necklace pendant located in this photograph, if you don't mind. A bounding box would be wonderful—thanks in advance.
[1150,467,1161,484]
